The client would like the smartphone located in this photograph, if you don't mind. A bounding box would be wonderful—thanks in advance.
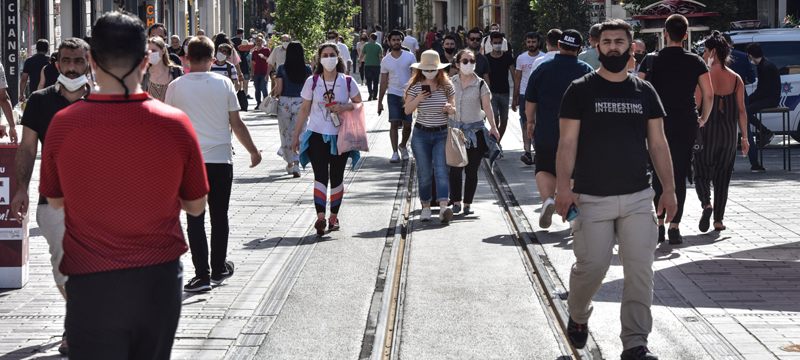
[421,84,431,94]
[566,204,579,221]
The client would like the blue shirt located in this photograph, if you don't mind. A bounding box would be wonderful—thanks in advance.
[525,54,594,147]
[277,64,312,98]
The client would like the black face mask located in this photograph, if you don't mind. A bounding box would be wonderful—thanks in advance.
[598,45,632,73]
[444,47,455,54]
[634,52,646,63]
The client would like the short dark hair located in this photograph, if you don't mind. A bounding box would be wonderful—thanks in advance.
[58,38,89,54]
[443,34,457,43]
[746,43,763,58]
[188,36,215,62]
[370,33,378,41]
[375,25,382,31]
[546,29,562,47]
[236,28,245,35]
[665,14,688,42]
[467,28,483,38]
[388,30,404,40]
[327,30,339,38]
[90,12,146,73]
[147,23,166,37]
[490,32,504,41]
[598,18,633,43]
[525,32,540,41]
[36,39,50,53]
[588,23,602,41]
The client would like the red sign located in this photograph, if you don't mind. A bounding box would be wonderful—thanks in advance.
[0,144,27,268]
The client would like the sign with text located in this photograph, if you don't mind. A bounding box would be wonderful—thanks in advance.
[0,145,28,288]
[146,0,156,27]
[3,0,19,105]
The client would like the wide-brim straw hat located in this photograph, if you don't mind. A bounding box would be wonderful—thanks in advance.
[411,49,450,71]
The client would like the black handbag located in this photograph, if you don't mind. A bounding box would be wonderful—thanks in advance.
[237,90,248,112]
[692,127,704,154]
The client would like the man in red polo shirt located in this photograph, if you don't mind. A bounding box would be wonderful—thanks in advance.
[39,12,208,358]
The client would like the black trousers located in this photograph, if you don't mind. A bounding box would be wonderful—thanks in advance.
[746,98,777,131]
[308,132,349,214]
[364,65,380,99]
[66,260,183,359]
[449,131,487,204]
[187,163,233,278]
[653,137,692,225]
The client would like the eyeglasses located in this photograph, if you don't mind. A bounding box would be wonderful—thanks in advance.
[469,37,481,41]
[421,69,438,73]
[460,59,476,64]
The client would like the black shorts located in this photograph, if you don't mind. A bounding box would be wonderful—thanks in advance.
[534,146,556,175]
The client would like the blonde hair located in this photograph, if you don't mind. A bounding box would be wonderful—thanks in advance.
[147,37,174,67]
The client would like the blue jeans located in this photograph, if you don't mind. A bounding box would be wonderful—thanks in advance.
[253,74,268,105]
[411,128,449,203]
[491,93,510,139]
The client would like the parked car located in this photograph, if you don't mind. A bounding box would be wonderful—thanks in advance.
[728,28,800,141]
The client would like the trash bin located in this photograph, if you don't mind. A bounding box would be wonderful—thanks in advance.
[0,144,28,289]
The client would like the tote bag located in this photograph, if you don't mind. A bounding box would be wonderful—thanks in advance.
[337,103,370,154]
[446,125,468,167]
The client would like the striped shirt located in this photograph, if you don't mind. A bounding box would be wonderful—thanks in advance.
[407,82,455,127]
[210,61,239,81]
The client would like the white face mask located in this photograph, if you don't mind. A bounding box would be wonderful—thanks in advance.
[422,70,438,79]
[492,44,502,52]
[460,63,475,75]
[148,52,161,65]
[183,45,189,53]
[282,42,289,48]
[320,57,339,71]
[216,52,227,62]
[57,74,88,92]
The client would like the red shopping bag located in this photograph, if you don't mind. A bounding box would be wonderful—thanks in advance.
[337,103,370,154]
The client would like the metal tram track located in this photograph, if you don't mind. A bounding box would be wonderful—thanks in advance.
[361,155,603,360]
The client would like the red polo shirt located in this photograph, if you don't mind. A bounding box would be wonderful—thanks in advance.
[39,92,209,275]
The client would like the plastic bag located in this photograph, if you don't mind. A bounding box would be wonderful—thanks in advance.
[337,103,369,154]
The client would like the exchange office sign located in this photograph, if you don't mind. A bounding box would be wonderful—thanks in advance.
[3,0,19,105]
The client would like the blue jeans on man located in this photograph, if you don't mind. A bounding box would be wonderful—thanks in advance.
[253,74,269,107]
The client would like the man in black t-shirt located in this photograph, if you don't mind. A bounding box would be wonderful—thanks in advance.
[555,19,676,360]
[642,14,713,245]
[19,39,51,103]
[486,32,515,140]
[10,38,91,356]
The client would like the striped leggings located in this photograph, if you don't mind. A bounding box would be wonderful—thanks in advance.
[308,132,348,215]
[693,121,737,222]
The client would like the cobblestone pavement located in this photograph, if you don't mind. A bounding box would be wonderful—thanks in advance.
[1,80,799,359]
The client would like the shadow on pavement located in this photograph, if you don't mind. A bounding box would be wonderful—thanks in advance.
[234,175,293,184]
[0,341,62,359]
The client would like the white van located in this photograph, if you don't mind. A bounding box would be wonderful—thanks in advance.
[728,28,800,141]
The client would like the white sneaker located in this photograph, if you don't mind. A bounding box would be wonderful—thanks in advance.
[399,146,410,160]
[390,152,401,163]
[420,207,432,221]
[440,207,453,224]
[539,197,556,229]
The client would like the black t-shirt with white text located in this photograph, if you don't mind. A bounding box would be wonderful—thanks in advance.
[559,73,666,196]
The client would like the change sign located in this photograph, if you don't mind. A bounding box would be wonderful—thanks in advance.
[3,0,19,105]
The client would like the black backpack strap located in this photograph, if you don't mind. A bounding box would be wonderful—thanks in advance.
[226,62,233,79]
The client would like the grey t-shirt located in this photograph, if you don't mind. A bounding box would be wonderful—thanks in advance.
[452,75,490,124]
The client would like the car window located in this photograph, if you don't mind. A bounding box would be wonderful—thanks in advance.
[734,41,800,73]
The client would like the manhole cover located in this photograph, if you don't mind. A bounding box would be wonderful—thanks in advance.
[781,344,800,352]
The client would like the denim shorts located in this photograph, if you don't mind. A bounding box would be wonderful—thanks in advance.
[388,94,413,122]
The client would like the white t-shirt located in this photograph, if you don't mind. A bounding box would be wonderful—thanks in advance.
[300,73,360,135]
[531,51,558,73]
[0,63,7,88]
[375,31,384,45]
[482,36,508,54]
[165,72,240,164]
[402,35,420,52]
[380,50,416,97]
[515,51,545,95]
[336,42,352,64]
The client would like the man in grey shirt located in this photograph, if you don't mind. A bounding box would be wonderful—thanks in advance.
[578,24,601,70]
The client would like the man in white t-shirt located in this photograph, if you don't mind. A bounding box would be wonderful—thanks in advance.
[327,30,352,75]
[402,29,420,56]
[377,30,417,163]
[532,29,562,73]
[164,36,262,293]
[481,23,509,55]
[512,32,545,165]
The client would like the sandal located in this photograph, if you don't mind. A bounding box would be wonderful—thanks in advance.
[713,222,726,232]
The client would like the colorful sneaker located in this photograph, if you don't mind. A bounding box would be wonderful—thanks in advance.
[315,218,327,236]
[539,197,556,229]
[567,317,589,349]
[620,346,659,360]
[211,261,235,285]
[184,276,211,292]
[328,217,340,231]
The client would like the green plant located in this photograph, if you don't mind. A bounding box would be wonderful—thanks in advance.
[508,0,538,52]
[415,0,433,35]
[272,0,359,59]
[531,0,590,36]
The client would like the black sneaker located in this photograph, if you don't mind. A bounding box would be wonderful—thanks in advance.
[620,346,659,360]
[520,152,534,165]
[657,225,665,243]
[184,276,211,292]
[667,228,683,245]
[211,261,235,285]
[699,207,713,233]
[58,331,68,356]
[750,164,766,172]
[566,317,589,349]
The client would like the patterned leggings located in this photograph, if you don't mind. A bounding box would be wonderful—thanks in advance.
[307,132,349,214]
[277,96,303,164]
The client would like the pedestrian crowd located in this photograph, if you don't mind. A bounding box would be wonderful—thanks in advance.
[0,8,785,360]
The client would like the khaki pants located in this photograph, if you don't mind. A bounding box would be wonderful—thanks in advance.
[36,204,67,286]
[567,187,657,350]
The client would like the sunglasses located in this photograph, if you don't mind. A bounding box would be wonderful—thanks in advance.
[460,59,476,64]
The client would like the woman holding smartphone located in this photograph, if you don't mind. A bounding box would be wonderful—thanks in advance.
[404,50,456,223]
[292,44,362,236]
[449,49,501,215]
